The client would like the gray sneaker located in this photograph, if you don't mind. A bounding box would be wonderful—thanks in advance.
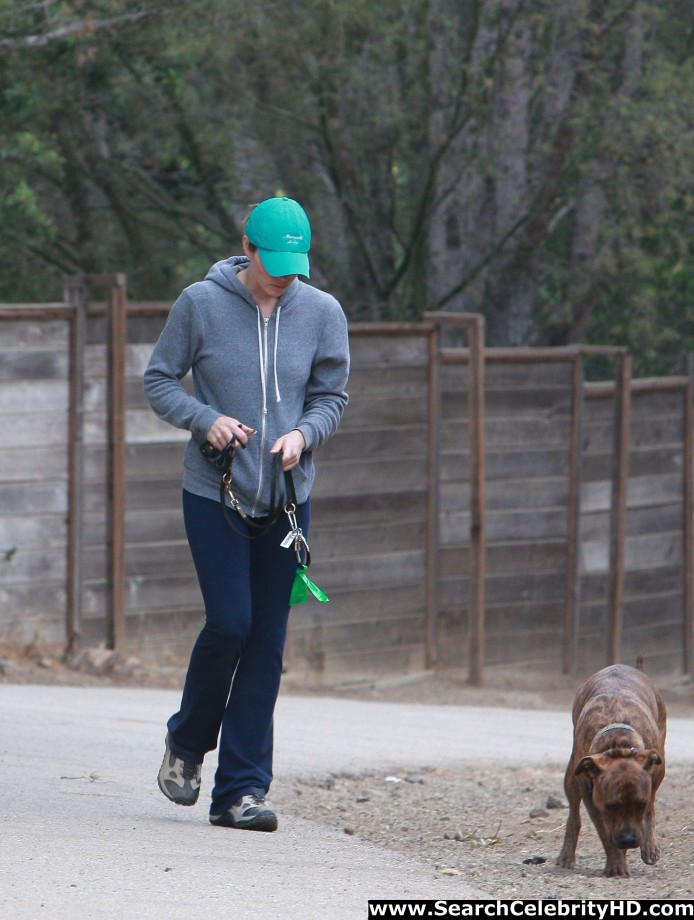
[209,794,278,832]
[157,733,201,806]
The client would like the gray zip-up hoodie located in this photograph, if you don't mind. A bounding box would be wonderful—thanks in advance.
[143,256,350,515]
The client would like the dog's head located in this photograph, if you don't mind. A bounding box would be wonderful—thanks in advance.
[575,747,662,850]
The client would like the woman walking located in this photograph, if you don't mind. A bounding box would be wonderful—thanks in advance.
[144,196,349,830]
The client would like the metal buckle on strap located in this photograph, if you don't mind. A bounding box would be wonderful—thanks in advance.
[223,470,246,517]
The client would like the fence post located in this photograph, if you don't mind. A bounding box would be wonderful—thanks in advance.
[63,277,87,653]
[683,378,693,676]
[606,350,631,664]
[105,275,128,650]
[423,312,486,686]
[563,352,584,673]
[425,324,441,670]
[64,273,128,651]
[467,316,486,687]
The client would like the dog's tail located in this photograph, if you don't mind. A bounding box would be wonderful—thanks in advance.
[636,655,644,671]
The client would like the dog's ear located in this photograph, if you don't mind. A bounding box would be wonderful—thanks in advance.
[635,749,662,771]
[575,755,603,779]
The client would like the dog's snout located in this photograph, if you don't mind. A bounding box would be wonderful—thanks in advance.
[617,831,638,849]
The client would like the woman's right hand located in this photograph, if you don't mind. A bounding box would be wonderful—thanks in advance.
[206,416,256,450]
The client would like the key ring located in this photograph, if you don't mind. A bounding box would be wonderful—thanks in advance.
[292,530,310,567]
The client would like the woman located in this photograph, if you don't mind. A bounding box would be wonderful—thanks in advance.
[144,196,349,831]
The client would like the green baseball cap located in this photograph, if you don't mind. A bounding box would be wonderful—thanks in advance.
[245,196,312,278]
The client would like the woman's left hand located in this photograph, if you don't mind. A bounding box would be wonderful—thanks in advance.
[270,429,306,471]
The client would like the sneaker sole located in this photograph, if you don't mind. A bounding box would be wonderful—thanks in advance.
[209,811,278,832]
[157,774,200,806]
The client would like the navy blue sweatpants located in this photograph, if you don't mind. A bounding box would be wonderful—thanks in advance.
[167,490,310,815]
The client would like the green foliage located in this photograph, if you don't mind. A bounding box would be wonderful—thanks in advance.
[0,1,691,373]
[577,9,694,376]
[526,3,694,372]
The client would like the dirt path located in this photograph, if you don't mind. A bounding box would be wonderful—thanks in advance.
[3,646,693,899]
[272,762,694,900]
[275,668,693,899]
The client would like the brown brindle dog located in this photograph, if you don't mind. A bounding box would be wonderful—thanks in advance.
[556,663,666,878]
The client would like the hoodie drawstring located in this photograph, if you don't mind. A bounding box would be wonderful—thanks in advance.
[256,305,282,405]
[256,310,268,411]
[273,306,282,403]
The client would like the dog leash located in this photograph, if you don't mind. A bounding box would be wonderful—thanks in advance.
[201,437,328,605]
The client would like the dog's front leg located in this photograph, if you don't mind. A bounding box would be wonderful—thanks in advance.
[640,800,660,866]
[603,849,631,878]
[582,797,630,877]
[556,767,581,869]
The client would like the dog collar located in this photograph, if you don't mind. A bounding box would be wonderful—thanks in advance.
[592,722,636,743]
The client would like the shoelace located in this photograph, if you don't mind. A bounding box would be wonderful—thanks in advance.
[180,760,199,781]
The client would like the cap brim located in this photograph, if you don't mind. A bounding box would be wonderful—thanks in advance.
[257,247,310,279]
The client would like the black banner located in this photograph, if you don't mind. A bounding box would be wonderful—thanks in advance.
[367,901,694,919]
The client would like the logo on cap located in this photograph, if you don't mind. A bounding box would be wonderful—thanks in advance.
[245,197,312,277]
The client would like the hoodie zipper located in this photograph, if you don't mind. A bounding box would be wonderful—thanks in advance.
[251,314,271,515]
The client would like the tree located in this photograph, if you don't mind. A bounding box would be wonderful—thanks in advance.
[0,1,692,373]
[427,0,694,367]
[0,0,244,298]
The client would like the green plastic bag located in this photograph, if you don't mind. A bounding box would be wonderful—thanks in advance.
[289,565,329,606]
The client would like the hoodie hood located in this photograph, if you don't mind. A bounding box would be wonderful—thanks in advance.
[204,256,302,311]
[204,255,251,298]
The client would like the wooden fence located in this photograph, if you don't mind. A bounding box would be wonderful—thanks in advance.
[0,276,691,683]
[436,347,691,678]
